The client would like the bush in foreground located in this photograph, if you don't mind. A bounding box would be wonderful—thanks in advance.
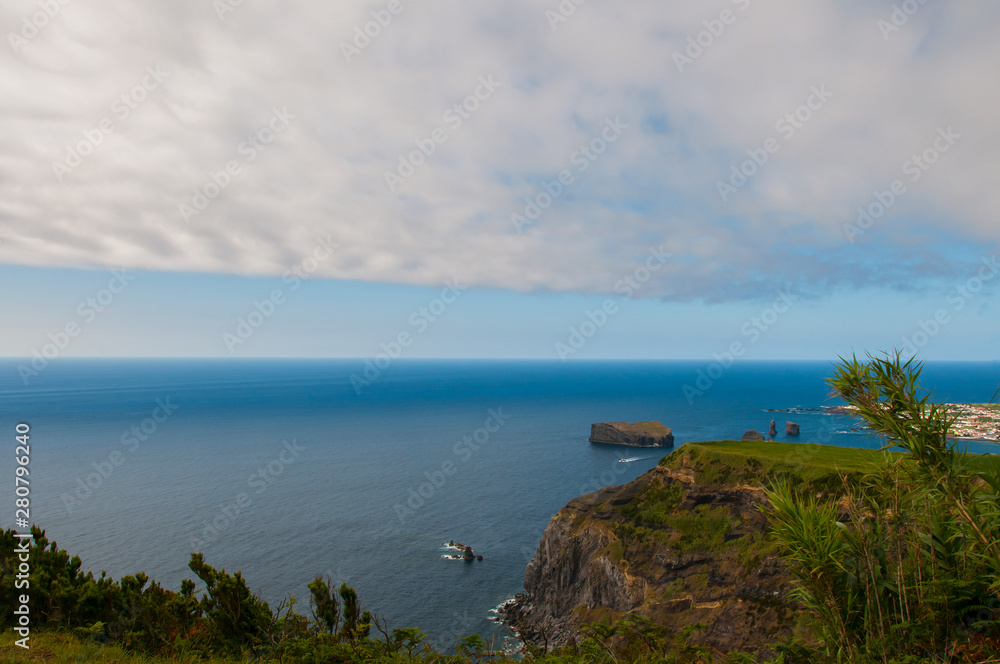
[764,352,1000,663]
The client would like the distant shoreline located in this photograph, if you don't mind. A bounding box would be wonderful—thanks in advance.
[833,402,999,443]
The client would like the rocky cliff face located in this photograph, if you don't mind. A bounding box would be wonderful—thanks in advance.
[503,448,799,655]
[589,421,674,447]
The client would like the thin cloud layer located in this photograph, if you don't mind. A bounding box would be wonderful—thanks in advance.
[1,0,997,302]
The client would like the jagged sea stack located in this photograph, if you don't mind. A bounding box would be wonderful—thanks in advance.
[589,421,674,447]
[786,421,800,436]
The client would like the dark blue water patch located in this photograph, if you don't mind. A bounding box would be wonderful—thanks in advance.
[0,358,996,647]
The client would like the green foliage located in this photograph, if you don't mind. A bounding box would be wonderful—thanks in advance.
[338,581,372,641]
[1,526,112,628]
[0,532,381,659]
[665,504,733,552]
[619,481,684,526]
[188,552,275,653]
[612,521,672,549]
[307,575,341,634]
[108,571,201,652]
[612,480,736,553]
[733,532,777,571]
[569,614,750,663]
[686,573,710,594]
[607,539,625,563]
[455,633,492,661]
[763,351,1000,663]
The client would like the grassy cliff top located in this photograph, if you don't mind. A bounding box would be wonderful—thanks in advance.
[659,440,1000,493]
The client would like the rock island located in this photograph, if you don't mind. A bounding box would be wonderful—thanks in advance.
[589,421,674,448]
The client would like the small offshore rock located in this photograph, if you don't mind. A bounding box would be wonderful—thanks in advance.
[786,421,800,436]
[768,420,777,436]
[741,430,765,441]
[464,546,475,561]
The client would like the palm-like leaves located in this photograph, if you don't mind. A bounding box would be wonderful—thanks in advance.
[764,352,1000,663]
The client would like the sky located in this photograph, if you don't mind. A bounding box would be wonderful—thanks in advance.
[1,0,998,361]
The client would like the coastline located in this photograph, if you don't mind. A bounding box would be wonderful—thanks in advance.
[12,359,999,648]
[819,402,1000,442]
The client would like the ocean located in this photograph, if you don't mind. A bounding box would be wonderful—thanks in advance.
[2,359,998,648]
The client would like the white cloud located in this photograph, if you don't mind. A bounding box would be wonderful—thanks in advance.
[1,0,997,302]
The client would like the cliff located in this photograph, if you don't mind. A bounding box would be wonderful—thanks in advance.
[589,421,674,447]
[504,441,880,655]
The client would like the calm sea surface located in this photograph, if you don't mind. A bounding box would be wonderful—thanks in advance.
[2,359,997,647]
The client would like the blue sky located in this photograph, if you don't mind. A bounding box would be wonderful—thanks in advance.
[3,261,996,361]
[1,1,998,361]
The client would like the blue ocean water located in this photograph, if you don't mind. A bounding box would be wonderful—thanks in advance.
[1,359,998,648]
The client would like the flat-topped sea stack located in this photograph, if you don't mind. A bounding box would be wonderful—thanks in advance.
[589,421,674,448]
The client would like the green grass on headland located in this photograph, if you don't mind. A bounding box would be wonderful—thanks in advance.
[677,440,884,470]
[660,440,1000,494]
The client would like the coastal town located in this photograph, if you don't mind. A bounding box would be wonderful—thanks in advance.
[768,403,1000,442]
[944,403,1000,441]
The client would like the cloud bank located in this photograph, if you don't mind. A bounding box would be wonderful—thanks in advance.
[2,0,998,302]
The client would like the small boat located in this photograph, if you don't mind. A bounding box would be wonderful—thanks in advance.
[618,456,640,463]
